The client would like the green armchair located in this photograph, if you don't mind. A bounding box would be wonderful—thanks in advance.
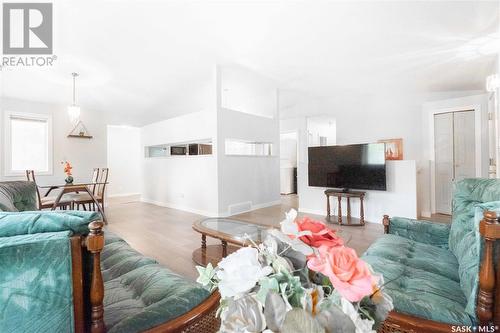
[362,178,500,332]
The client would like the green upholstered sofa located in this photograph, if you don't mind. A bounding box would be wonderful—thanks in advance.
[0,181,219,333]
[362,178,500,332]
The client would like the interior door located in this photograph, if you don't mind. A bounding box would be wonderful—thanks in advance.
[453,111,476,181]
[434,113,454,214]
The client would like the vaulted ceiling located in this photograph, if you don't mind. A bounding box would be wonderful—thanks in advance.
[2,0,498,125]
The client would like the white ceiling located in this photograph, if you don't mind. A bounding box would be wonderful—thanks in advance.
[1,0,499,126]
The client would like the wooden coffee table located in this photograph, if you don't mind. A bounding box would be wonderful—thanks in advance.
[192,218,269,267]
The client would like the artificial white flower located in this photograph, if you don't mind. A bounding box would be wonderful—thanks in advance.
[280,209,312,238]
[217,247,273,298]
[268,229,313,256]
[219,295,267,333]
[340,297,376,333]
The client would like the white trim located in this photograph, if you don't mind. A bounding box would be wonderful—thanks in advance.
[3,111,53,177]
[428,104,482,214]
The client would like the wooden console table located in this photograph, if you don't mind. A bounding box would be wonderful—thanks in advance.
[325,189,366,226]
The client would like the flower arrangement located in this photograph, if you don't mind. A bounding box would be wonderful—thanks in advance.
[61,161,73,184]
[197,209,393,333]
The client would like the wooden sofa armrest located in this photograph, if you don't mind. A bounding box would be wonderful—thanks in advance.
[478,211,500,326]
[383,214,390,234]
[144,291,221,333]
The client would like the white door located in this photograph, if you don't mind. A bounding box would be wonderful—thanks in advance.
[434,110,476,215]
[434,113,454,214]
[453,111,476,181]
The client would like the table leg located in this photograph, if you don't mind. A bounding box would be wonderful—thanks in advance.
[326,194,331,221]
[222,240,228,257]
[201,234,207,250]
[347,197,351,224]
[52,188,67,210]
[337,196,342,225]
[360,196,365,225]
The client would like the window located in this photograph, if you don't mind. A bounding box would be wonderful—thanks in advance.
[4,112,52,176]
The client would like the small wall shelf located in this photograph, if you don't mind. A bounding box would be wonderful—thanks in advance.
[68,134,93,139]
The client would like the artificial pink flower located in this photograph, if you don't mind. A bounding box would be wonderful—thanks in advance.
[296,217,343,248]
[307,245,374,302]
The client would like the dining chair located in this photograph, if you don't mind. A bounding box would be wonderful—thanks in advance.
[72,168,108,212]
[75,168,99,210]
[25,170,72,210]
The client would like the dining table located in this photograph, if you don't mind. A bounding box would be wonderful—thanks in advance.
[38,182,108,224]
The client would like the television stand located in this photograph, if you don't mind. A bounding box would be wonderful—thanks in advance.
[324,189,366,226]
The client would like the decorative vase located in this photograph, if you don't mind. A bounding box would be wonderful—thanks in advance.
[65,176,74,184]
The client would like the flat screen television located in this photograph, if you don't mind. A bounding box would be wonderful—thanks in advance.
[308,143,387,191]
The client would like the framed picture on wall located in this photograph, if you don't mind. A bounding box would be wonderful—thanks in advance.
[378,138,403,160]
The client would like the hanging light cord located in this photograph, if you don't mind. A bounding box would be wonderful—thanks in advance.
[72,72,78,105]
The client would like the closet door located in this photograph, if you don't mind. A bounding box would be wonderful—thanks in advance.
[453,111,476,181]
[434,113,454,214]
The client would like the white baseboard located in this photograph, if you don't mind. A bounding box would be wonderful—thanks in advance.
[140,197,217,217]
[108,192,141,198]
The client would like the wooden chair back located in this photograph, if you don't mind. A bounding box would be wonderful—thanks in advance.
[26,170,43,209]
[90,168,99,194]
[97,168,109,198]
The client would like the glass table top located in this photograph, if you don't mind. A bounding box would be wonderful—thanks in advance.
[200,218,269,243]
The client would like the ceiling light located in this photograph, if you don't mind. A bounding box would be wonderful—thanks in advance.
[68,72,81,123]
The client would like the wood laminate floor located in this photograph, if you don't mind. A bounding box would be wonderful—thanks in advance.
[105,194,385,280]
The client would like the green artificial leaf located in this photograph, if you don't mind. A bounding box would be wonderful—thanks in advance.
[195,263,216,289]
[281,308,325,333]
[256,276,280,304]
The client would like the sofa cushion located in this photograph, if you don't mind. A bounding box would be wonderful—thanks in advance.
[0,231,75,332]
[362,234,473,325]
[461,201,500,318]
[101,235,210,333]
[0,181,37,212]
[0,211,101,237]
[363,234,460,281]
[449,179,500,316]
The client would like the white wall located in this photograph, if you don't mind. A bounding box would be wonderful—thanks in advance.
[421,94,490,216]
[140,111,219,216]
[217,108,281,215]
[0,97,107,185]
[216,65,281,215]
[107,125,142,197]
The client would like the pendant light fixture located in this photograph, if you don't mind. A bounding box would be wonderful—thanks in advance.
[67,72,81,123]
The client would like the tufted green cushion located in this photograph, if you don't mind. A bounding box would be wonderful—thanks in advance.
[0,231,75,332]
[0,181,37,212]
[0,211,101,237]
[363,252,472,325]
[461,201,500,318]
[388,216,451,249]
[101,235,210,333]
[449,179,500,318]
[364,234,459,281]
